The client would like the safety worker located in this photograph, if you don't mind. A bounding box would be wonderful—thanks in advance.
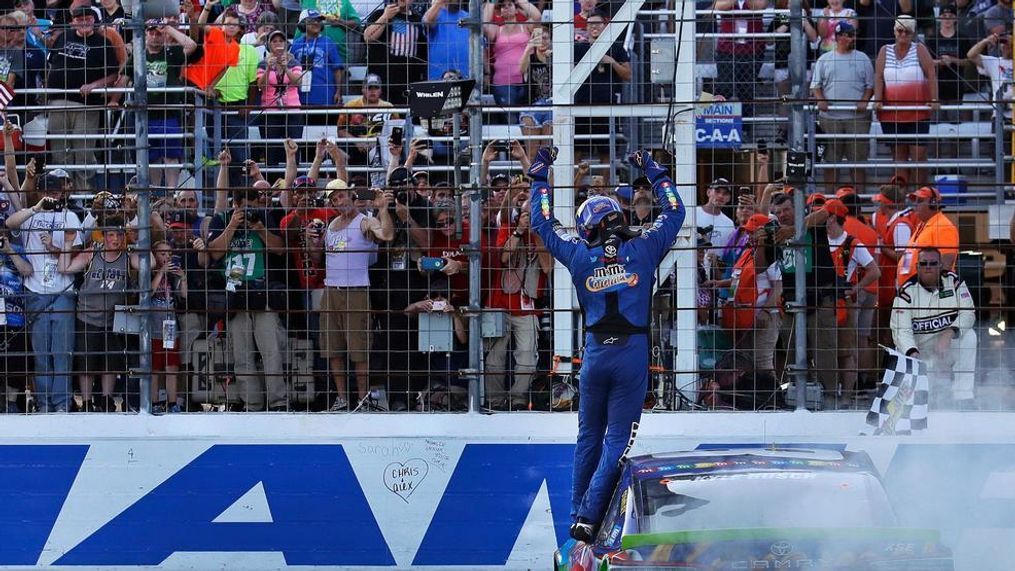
[897,186,958,286]
[527,147,685,542]
[824,198,881,407]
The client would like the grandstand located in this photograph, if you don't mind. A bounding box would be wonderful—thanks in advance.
[0,0,1011,416]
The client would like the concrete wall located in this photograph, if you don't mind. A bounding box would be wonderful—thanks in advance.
[1,412,1013,569]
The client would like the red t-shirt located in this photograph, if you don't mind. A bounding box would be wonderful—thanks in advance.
[429,231,470,305]
[485,224,546,316]
[281,208,338,289]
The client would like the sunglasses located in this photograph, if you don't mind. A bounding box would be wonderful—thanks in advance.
[895,28,913,35]
[917,260,940,267]
[437,218,453,227]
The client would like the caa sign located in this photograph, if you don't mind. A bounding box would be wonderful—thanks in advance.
[695,101,743,149]
[2,442,1015,568]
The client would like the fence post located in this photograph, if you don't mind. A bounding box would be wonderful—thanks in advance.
[130,4,152,414]
[789,0,810,411]
[995,86,1005,204]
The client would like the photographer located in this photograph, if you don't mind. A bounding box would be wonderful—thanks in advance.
[717,214,782,377]
[0,229,33,413]
[165,211,211,373]
[766,190,840,402]
[822,199,880,408]
[256,30,304,166]
[4,173,82,413]
[207,188,288,412]
[150,240,188,413]
[485,199,551,410]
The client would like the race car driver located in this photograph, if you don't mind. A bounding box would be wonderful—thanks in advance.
[891,246,977,404]
[527,147,686,542]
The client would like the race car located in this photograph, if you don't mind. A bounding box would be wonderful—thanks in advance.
[554,447,954,570]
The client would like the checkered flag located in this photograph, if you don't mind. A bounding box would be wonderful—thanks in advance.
[864,347,929,435]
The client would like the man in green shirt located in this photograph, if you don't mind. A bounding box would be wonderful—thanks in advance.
[207,186,288,412]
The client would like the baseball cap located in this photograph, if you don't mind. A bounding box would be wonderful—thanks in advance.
[834,21,855,35]
[491,173,510,186]
[70,5,98,19]
[388,167,411,187]
[325,178,349,195]
[632,176,651,190]
[939,3,957,15]
[908,186,941,202]
[872,184,906,205]
[167,210,190,229]
[39,173,68,191]
[49,168,70,180]
[364,74,383,88]
[267,29,288,45]
[743,213,773,232]
[413,170,430,182]
[298,9,322,23]
[292,175,317,190]
[806,192,827,206]
[708,177,731,192]
[823,198,849,218]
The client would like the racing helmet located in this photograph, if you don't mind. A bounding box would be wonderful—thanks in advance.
[575,195,623,240]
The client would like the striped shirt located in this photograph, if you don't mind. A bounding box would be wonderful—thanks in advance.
[881,43,931,123]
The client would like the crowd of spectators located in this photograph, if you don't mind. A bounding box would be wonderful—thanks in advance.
[0,0,1006,414]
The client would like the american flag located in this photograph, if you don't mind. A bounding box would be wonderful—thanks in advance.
[864,347,930,435]
[388,18,420,58]
[0,82,14,116]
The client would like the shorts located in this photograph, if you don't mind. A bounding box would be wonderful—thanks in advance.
[152,337,181,371]
[879,120,930,147]
[149,116,184,163]
[520,97,553,127]
[74,321,128,375]
[818,115,871,164]
[321,287,372,363]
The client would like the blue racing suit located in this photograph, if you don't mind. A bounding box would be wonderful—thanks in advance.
[529,158,685,525]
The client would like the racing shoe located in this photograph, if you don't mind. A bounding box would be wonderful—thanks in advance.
[527,146,558,181]
[569,518,597,543]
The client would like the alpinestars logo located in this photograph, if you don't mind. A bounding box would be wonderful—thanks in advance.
[585,264,638,293]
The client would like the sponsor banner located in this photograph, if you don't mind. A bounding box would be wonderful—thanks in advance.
[0,413,1013,569]
[695,101,744,149]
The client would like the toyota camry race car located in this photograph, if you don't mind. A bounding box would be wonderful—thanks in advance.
[555,448,953,570]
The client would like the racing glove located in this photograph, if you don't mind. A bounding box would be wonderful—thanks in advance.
[629,149,668,183]
[528,146,558,182]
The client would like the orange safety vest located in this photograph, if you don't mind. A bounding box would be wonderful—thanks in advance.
[876,208,915,305]
[722,248,761,331]
[896,211,959,286]
[832,231,877,296]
